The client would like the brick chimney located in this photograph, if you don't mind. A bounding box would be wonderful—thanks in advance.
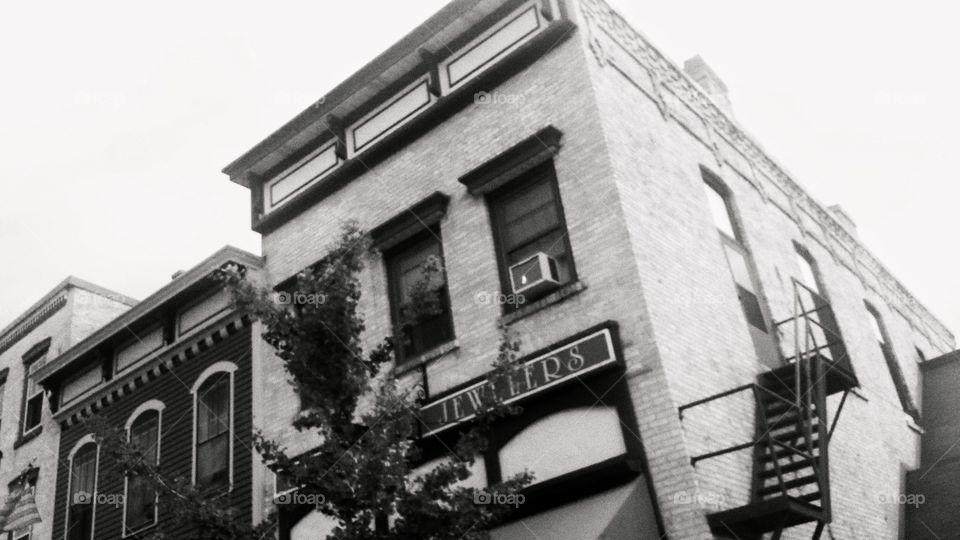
[683,55,733,118]
[828,205,858,237]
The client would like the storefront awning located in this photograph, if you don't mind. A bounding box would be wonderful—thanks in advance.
[490,478,660,540]
[0,485,41,533]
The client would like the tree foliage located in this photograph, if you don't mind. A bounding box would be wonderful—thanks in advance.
[89,224,530,539]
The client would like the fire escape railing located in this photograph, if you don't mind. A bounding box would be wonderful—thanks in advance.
[676,279,856,537]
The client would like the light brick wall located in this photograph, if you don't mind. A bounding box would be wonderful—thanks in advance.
[571,0,953,537]
[0,284,132,540]
[254,18,696,534]
[249,1,953,538]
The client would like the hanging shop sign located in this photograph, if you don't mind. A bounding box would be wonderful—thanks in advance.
[420,325,620,436]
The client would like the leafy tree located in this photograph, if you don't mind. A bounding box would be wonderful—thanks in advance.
[90,224,530,539]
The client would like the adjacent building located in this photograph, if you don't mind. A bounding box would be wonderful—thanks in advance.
[905,350,960,538]
[0,278,135,540]
[221,0,955,538]
[33,247,263,540]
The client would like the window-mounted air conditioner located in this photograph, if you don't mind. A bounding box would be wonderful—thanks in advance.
[508,252,559,297]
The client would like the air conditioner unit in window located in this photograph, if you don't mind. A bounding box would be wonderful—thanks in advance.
[509,252,560,297]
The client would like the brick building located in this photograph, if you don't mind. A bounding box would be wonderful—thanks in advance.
[221,0,954,538]
[33,247,262,540]
[905,350,960,538]
[0,277,135,540]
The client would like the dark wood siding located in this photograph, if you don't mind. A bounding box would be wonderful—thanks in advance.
[52,326,254,540]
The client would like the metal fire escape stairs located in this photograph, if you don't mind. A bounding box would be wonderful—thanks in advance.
[678,280,858,539]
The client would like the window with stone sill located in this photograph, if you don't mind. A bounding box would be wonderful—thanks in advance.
[488,160,576,311]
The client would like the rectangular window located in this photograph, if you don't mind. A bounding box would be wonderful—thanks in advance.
[61,365,102,406]
[115,326,164,372]
[705,179,739,240]
[386,229,455,360]
[489,161,575,309]
[792,248,853,376]
[866,304,918,419]
[703,177,766,332]
[22,361,43,435]
[67,443,98,540]
[793,250,830,352]
[196,373,231,488]
[126,410,160,533]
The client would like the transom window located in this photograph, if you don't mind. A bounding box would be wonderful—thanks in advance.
[704,179,738,240]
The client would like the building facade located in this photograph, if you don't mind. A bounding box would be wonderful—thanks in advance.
[33,247,262,540]
[221,0,954,538]
[0,278,135,540]
[905,350,960,538]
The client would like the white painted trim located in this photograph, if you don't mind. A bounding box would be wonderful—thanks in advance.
[177,289,233,339]
[64,435,100,540]
[22,361,44,436]
[113,324,165,375]
[122,401,164,537]
[191,361,237,488]
[124,400,166,431]
[264,141,341,212]
[249,322,266,527]
[21,391,43,436]
[346,75,435,157]
[439,0,545,93]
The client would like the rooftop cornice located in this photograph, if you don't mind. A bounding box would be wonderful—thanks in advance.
[578,0,954,346]
[0,276,137,353]
[221,0,486,183]
[33,246,263,382]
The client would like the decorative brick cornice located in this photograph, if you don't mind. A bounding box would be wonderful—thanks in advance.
[577,0,953,345]
[0,296,66,356]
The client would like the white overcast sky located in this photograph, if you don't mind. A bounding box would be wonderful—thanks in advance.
[1,1,957,343]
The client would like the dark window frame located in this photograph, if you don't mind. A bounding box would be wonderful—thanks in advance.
[20,338,50,441]
[865,302,919,420]
[701,167,769,333]
[384,226,456,362]
[793,244,857,378]
[487,160,577,312]
[194,371,232,490]
[125,408,161,535]
[66,441,99,540]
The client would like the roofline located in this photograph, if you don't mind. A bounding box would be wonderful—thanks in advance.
[221,0,482,181]
[34,246,263,382]
[920,350,960,371]
[0,276,137,346]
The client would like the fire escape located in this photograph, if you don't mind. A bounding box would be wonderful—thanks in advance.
[678,280,858,539]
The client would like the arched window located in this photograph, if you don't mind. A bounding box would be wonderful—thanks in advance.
[124,401,164,535]
[66,436,99,540]
[192,362,236,488]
